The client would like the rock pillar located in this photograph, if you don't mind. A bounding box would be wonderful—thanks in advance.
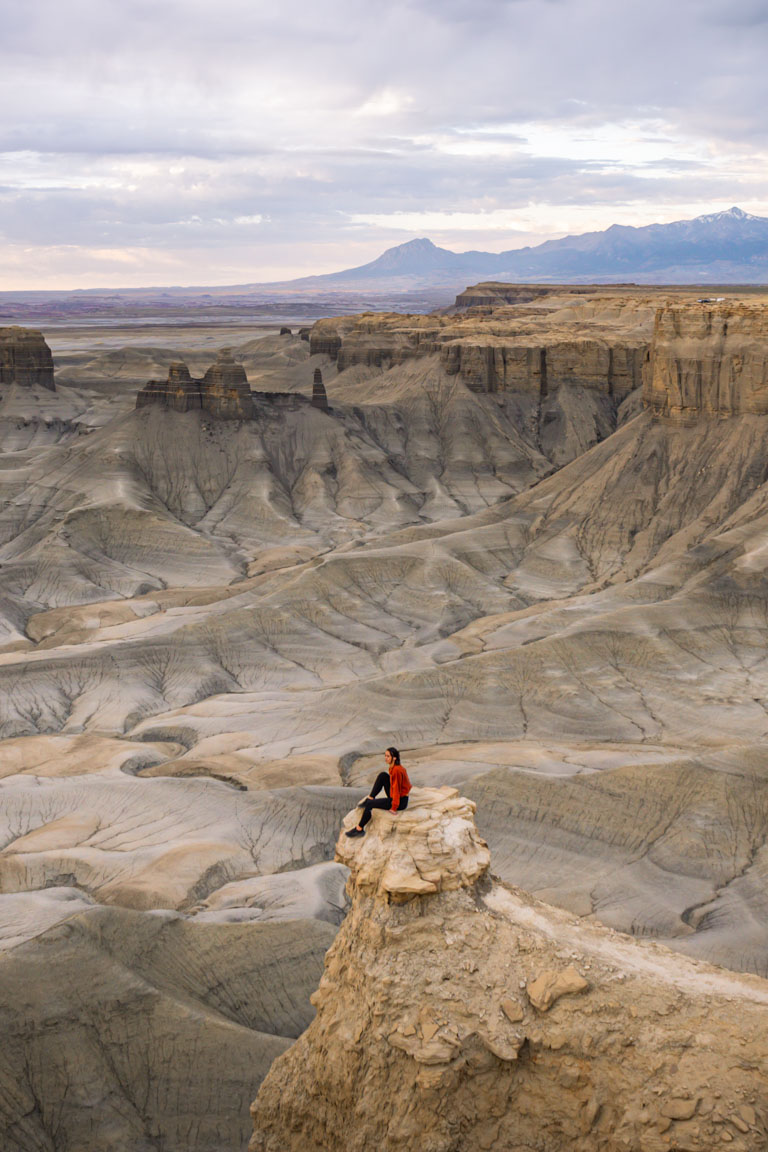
[249,786,768,1152]
[311,368,330,411]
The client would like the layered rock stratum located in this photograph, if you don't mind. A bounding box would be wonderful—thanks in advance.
[136,348,255,418]
[0,326,55,390]
[250,790,768,1152]
[644,302,768,420]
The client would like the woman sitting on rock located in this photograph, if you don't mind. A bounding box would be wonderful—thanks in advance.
[345,747,411,837]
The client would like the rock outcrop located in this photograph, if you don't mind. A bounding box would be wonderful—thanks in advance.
[250,787,768,1152]
[136,350,254,420]
[200,348,255,420]
[311,367,329,411]
[135,361,204,412]
[441,337,645,397]
[644,302,768,421]
[0,326,55,390]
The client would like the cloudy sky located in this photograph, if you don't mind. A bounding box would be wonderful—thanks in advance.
[2,0,768,288]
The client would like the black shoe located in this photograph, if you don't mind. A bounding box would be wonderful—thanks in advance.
[345,828,365,837]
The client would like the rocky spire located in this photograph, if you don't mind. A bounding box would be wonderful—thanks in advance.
[0,326,55,391]
[250,786,768,1152]
[311,367,329,412]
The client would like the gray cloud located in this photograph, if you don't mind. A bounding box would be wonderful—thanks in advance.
[1,0,767,286]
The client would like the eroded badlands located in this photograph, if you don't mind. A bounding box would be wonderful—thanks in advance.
[2,285,768,1149]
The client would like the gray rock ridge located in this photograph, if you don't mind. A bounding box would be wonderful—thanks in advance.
[250,788,768,1152]
[136,350,336,421]
[0,325,55,391]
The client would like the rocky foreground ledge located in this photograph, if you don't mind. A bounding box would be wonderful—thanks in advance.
[249,787,768,1152]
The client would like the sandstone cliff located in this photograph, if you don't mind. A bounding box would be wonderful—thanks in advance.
[308,297,655,469]
[644,302,768,421]
[200,347,255,420]
[0,326,55,390]
[309,309,648,398]
[250,788,768,1152]
[135,361,204,412]
[136,349,254,419]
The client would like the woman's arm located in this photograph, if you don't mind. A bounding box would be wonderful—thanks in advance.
[390,770,400,812]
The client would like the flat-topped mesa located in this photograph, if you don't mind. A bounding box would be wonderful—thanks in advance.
[311,368,329,411]
[453,283,640,310]
[455,284,557,308]
[250,786,768,1152]
[644,302,768,422]
[0,326,55,391]
[335,786,490,901]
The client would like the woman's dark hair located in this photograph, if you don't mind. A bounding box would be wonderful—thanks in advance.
[386,746,401,765]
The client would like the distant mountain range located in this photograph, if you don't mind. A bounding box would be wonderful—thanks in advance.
[2,208,767,315]
[274,207,768,291]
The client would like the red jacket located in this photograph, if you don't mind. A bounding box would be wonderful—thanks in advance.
[389,763,411,812]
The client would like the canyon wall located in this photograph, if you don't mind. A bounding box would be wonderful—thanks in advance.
[311,295,768,424]
[249,788,768,1152]
[441,338,645,396]
[309,313,647,398]
[0,326,55,390]
[643,302,768,421]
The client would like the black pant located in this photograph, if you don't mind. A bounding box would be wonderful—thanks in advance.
[359,771,409,828]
